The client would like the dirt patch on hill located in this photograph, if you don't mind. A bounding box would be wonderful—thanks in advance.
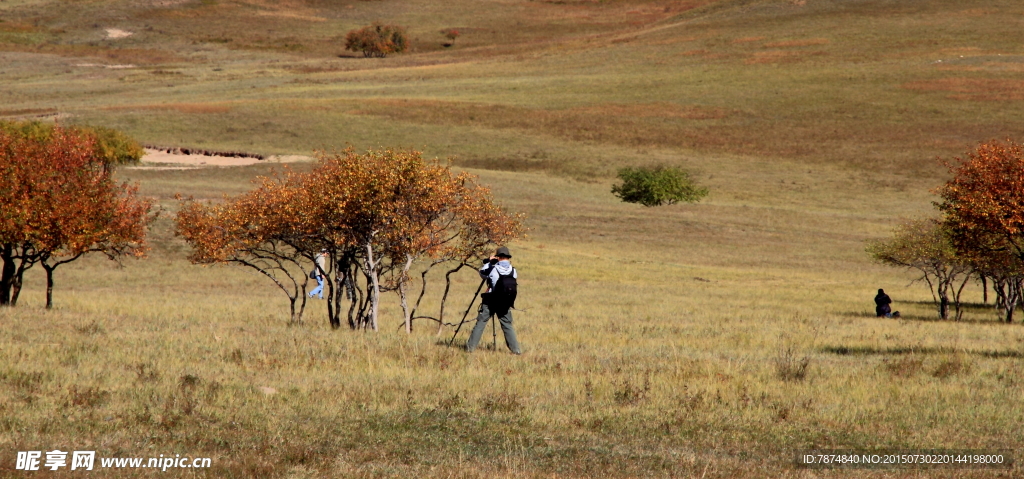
[105,28,134,39]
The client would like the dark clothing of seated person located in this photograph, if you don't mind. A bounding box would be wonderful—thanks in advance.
[875,289,892,318]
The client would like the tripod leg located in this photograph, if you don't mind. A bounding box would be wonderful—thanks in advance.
[492,315,496,351]
[448,278,487,347]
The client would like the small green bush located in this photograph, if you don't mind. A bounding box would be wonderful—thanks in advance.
[82,126,144,165]
[611,166,708,207]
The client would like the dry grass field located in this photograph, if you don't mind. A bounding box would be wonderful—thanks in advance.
[2,0,1024,477]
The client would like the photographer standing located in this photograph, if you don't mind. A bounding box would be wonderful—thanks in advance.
[466,246,521,354]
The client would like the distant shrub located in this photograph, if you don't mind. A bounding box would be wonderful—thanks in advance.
[82,125,145,165]
[611,165,707,207]
[345,22,408,58]
[441,28,460,44]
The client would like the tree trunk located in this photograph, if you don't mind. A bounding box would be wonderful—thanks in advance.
[346,265,358,330]
[401,254,414,334]
[1003,279,1020,323]
[9,249,39,307]
[1012,279,1024,324]
[0,244,14,305]
[336,254,357,329]
[436,263,466,335]
[939,295,949,320]
[324,257,340,330]
[953,274,971,322]
[44,264,54,309]
[994,277,1007,311]
[364,242,380,332]
[981,275,988,304]
[330,253,349,330]
[10,273,23,306]
[353,275,367,329]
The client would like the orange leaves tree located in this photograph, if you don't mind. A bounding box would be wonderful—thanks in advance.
[0,126,151,308]
[175,174,315,324]
[937,140,1024,322]
[344,23,408,58]
[175,148,524,330]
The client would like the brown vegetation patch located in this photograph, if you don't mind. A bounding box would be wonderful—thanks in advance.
[290,65,346,74]
[902,78,1024,101]
[883,355,923,378]
[0,43,183,64]
[731,36,765,44]
[0,108,59,118]
[938,63,1024,73]
[932,355,971,379]
[346,99,734,152]
[646,35,700,46]
[103,102,233,114]
[764,38,829,48]
[0,22,38,33]
[745,50,812,64]
[572,102,731,120]
[955,8,997,17]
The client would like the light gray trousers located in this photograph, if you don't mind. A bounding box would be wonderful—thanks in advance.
[466,302,520,354]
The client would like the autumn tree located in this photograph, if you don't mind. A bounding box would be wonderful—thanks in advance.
[175,176,316,324]
[175,148,524,331]
[298,149,524,332]
[867,218,973,320]
[0,126,151,308]
[937,140,1024,322]
[344,23,408,58]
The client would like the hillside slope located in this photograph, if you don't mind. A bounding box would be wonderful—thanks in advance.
[2,0,1023,177]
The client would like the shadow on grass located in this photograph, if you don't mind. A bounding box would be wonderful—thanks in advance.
[900,299,1000,310]
[435,337,507,352]
[436,337,464,349]
[821,345,1022,358]
[841,306,1006,325]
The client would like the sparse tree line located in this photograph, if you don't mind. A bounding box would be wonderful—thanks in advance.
[869,140,1024,323]
[0,121,524,334]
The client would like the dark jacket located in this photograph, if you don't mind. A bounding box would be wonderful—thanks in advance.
[875,291,892,317]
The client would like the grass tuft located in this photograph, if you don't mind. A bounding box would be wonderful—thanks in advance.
[774,342,811,382]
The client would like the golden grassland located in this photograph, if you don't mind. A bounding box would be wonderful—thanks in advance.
[2,160,1022,478]
[2,0,1024,477]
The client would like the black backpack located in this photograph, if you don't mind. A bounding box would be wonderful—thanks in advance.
[489,269,517,309]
